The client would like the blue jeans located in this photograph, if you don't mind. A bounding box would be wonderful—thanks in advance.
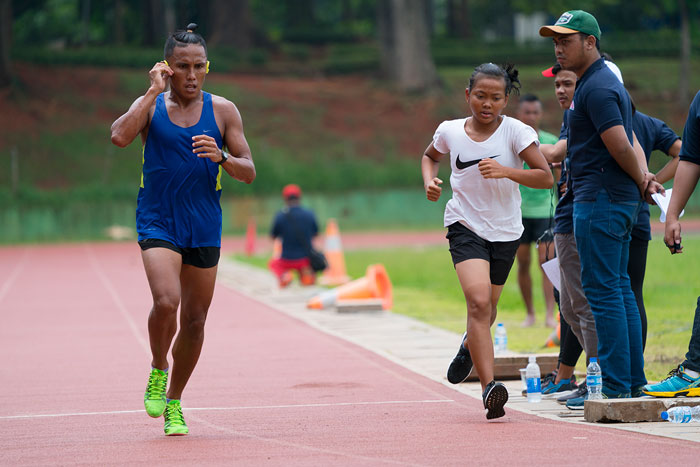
[574,190,645,394]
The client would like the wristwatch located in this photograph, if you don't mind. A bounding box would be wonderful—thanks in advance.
[218,151,228,165]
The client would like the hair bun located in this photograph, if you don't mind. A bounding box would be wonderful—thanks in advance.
[186,23,198,32]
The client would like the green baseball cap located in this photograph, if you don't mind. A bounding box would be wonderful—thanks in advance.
[539,10,601,41]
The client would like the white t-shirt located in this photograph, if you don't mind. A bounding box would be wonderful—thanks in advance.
[432,116,539,242]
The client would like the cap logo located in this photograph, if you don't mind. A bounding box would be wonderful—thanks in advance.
[556,12,573,25]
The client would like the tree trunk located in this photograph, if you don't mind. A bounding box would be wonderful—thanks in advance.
[0,0,11,88]
[143,0,168,46]
[679,0,690,107]
[113,0,125,45]
[377,0,440,93]
[285,0,315,30]
[208,0,252,49]
[80,0,91,46]
[447,0,471,38]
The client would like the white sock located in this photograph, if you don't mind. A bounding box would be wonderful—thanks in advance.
[684,368,700,378]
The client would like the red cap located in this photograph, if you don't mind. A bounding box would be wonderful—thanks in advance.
[541,66,555,78]
[282,184,302,199]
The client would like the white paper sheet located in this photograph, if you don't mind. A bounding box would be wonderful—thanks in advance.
[541,257,561,292]
[651,189,684,223]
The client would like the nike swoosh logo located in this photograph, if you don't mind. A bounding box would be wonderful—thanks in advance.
[455,154,500,170]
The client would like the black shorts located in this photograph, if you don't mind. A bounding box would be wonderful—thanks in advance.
[519,217,552,244]
[446,222,519,286]
[138,239,220,269]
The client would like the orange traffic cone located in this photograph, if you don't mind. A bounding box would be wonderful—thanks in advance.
[320,219,350,286]
[544,323,561,347]
[308,264,393,310]
[245,217,256,256]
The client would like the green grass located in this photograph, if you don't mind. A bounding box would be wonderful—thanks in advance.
[235,233,700,382]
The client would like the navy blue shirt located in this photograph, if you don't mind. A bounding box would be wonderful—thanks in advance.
[271,206,319,260]
[568,58,639,202]
[553,110,573,234]
[680,91,700,165]
[631,111,680,240]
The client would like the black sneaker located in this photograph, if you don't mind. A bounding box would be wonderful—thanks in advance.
[557,382,586,405]
[482,381,509,420]
[447,333,473,384]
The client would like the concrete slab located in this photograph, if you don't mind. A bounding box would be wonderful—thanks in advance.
[335,299,384,313]
[465,353,559,381]
[585,397,700,423]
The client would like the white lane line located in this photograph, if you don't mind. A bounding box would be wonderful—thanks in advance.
[84,245,150,353]
[0,247,29,305]
[0,399,454,420]
[189,413,428,467]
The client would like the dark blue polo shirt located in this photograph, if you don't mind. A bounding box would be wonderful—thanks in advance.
[680,91,700,166]
[568,58,639,202]
[554,110,573,234]
[631,111,680,240]
[271,205,319,260]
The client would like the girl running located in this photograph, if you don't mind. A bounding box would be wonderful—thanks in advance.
[421,63,553,419]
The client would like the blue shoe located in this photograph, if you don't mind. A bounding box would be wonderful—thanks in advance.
[601,388,630,399]
[558,383,586,405]
[642,365,700,398]
[566,385,628,410]
[542,378,577,398]
[565,395,586,410]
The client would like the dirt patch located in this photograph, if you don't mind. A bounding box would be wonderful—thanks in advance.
[2,64,449,160]
[0,63,123,142]
[214,74,449,158]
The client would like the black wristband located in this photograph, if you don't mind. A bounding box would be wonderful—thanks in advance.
[218,151,228,165]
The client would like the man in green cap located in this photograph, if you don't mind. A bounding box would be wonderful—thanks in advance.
[539,10,663,405]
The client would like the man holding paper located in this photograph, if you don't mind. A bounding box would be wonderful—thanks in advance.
[643,91,700,397]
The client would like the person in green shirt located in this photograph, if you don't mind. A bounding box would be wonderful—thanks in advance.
[515,94,558,328]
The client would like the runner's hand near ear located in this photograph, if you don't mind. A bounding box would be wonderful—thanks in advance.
[149,61,173,93]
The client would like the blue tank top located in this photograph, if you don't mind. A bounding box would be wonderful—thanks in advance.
[136,92,224,247]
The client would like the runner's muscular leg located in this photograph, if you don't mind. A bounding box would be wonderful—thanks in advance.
[142,248,182,371]
[167,263,217,400]
[456,259,495,391]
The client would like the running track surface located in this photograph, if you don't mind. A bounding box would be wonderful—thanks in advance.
[2,242,700,466]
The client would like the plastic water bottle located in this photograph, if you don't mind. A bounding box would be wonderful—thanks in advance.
[661,406,700,423]
[494,323,507,355]
[526,355,542,403]
[587,357,603,400]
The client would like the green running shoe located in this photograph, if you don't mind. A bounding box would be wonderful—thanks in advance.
[144,368,168,418]
[163,399,188,436]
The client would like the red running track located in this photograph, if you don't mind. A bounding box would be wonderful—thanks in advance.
[1,242,699,466]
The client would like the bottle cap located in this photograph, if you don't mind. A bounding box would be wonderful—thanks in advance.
[528,355,536,363]
[661,411,669,420]
[590,357,597,363]
[497,323,503,327]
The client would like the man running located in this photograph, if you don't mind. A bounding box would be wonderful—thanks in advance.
[110,23,255,435]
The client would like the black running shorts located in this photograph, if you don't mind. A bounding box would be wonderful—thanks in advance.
[138,238,220,269]
[446,222,519,286]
